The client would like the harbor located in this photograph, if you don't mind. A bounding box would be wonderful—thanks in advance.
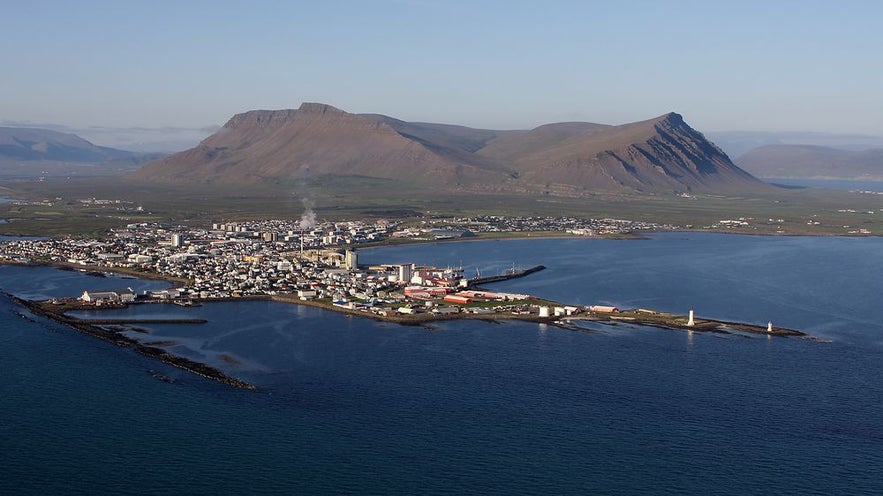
[7,292,255,390]
[466,264,546,287]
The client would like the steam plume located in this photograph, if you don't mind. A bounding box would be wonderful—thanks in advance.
[299,198,316,229]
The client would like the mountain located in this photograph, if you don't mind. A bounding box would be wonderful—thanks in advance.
[478,112,760,194]
[132,103,764,195]
[0,127,137,162]
[736,144,883,180]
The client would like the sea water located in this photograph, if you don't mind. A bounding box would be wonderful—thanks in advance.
[1,233,882,495]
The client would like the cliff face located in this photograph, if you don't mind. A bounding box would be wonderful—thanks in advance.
[132,103,764,194]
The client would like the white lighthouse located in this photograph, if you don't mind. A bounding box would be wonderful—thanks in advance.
[687,309,695,327]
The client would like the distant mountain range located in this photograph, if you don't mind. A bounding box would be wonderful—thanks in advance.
[0,126,166,179]
[736,145,883,180]
[0,126,139,162]
[132,103,764,195]
[708,131,883,158]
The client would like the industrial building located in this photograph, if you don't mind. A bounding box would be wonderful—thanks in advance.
[79,289,136,304]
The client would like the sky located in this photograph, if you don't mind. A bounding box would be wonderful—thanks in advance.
[3,0,883,139]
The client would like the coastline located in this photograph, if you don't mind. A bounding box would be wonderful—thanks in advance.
[1,236,820,390]
[5,291,256,390]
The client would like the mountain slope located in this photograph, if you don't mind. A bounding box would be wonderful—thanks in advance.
[133,103,514,186]
[132,103,764,195]
[485,113,760,193]
[736,144,883,180]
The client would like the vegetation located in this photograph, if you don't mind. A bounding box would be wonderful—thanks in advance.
[2,176,883,237]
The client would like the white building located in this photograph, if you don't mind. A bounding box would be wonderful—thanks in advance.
[345,250,358,270]
[80,289,136,304]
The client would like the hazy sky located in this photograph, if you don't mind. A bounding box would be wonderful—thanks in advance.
[3,0,882,135]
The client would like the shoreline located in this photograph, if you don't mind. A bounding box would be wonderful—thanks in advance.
[269,294,809,337]
[326,229,881,256]
[6,292,256,390]
[1,239,820,389]
[4,278,814,391]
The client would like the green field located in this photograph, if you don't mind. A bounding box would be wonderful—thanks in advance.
[2,176,882,237]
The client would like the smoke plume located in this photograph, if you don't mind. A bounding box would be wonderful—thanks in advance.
[299,198,316,229]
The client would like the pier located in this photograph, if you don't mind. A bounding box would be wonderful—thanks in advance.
[467,264,546,287]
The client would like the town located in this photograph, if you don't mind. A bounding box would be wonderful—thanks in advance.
[1,215,669,319]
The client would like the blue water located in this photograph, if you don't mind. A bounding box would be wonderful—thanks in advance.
[2,233,882,494]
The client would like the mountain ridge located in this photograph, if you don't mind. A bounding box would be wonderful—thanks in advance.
[132,103,766,195]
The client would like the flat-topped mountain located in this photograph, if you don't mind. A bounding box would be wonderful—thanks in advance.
[132,103,764,194]
[737,144,883,180]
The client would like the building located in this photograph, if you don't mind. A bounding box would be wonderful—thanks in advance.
[397,264,413,284]
[297,289,317,299]
[80,289,136,304]
[345,249,358,270]
[589,305,620,313]
[444,294,473,305]
[171,234,183,248]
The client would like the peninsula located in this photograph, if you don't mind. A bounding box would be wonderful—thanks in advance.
[1,216,814,389]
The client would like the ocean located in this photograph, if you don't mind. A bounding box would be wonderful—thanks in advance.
[2,233,882,495]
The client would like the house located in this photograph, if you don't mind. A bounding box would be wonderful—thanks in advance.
[589,305,620,313]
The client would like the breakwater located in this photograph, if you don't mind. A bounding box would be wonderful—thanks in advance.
[78,318,208,324]
[271,294,809,337]
[567,309,808,338]
[6,293,256,390]
[467,264,546,287]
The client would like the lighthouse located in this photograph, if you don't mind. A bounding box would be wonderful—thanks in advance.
[687,310,695,327]
[767,321,773,333]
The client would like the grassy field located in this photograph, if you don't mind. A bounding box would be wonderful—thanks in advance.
[2,176,882,237]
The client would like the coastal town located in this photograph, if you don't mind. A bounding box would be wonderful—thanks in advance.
[0,215,669,318]
[1,214,814,389]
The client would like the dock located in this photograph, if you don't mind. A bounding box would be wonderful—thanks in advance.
[467,264,545,287]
